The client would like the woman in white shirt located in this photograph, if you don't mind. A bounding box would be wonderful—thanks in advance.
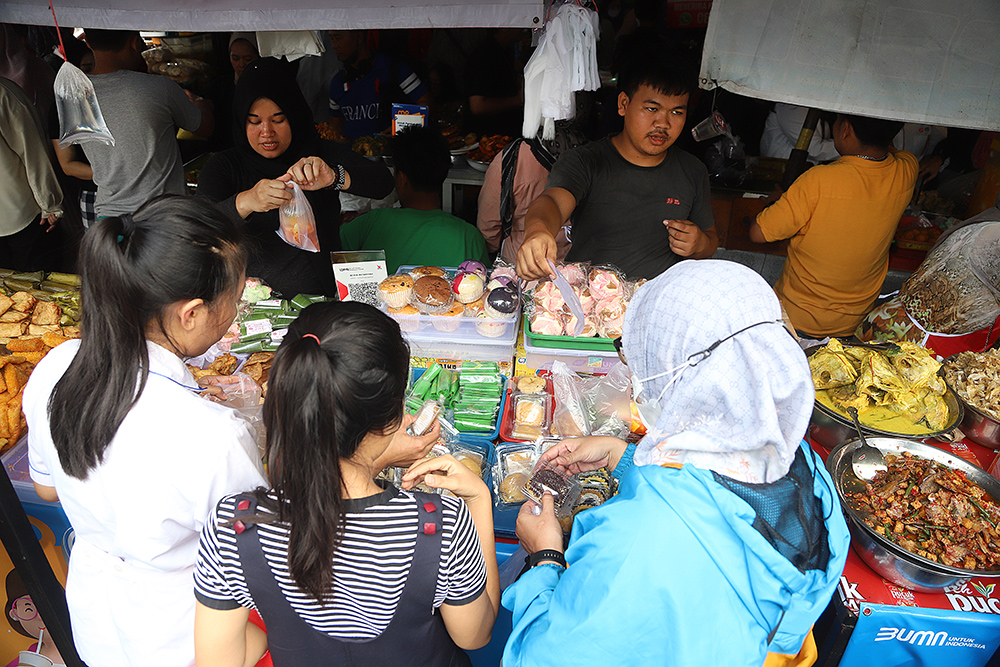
[23,195,267,667]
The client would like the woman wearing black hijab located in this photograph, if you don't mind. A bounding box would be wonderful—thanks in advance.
[199,58,394,296]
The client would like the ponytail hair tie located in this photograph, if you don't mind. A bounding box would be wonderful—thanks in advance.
[302,333,322,345]
[116,212,135,246]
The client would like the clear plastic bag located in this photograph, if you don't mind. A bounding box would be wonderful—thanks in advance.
[549,361,630,439]
[899,221,1000,334]
[54,60,114,148]
[215,372,265,456]
[277,182,320,252]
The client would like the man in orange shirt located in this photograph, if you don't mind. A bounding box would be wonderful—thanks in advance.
[749,114,917,337]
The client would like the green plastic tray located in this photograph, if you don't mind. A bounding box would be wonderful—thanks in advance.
[522,314,617,351]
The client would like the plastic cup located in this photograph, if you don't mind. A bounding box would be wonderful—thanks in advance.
[691,111,728,142]
[18,651,53,667]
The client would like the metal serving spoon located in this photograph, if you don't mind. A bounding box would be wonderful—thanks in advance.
[848,407,888,481]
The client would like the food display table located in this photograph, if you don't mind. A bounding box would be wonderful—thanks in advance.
[812,437,1000,667]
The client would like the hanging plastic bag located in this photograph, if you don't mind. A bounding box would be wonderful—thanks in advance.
[277,182,320,252]
[54,60,114,148]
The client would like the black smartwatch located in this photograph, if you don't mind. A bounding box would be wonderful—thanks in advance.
[526,549,566,569]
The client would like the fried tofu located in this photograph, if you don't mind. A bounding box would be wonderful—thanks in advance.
[10,292,36,313]
[0,310,28,323]
[30,300,61,326]
[0,322,28,338]
[0,295,13,317]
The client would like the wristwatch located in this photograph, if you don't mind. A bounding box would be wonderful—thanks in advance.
[526,549,566,569]
[325,164,347,191]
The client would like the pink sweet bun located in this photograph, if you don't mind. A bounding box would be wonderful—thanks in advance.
[531,311,564,336]
[560,262,588,288]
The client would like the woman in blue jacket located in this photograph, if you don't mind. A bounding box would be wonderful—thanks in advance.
[504,259,850,667]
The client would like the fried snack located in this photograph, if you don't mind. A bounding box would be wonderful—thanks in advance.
[15,351,45,365]
[10,292,36,313]
[30,301,61,326]
[0,310,28,323]
[41,331,72,348]
[28,324,60,336]
[6,390,22,444]
[207,353,238,375]
[62,326,81,338]
[3,365,19,395]
[187,366,217,381]
[0,355,26,368]
[7,337,46,353]
[0,294,13,316]
[242,363,263,382]
[245,352,275,366]
[0,397,8,439]
[0,322,28,338]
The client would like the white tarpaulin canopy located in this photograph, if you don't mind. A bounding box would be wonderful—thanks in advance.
[0,0,544,32]
[700,0,1000,131]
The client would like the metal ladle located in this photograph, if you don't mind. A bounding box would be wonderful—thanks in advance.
[848,407,888,481]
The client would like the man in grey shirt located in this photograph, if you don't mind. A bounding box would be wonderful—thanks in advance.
[82,29,212,218]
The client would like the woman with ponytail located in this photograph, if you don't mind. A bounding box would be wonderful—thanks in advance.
[194,301,500,667]
[23,195,268,667]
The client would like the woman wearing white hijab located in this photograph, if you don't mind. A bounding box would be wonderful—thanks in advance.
[503,260,849,667]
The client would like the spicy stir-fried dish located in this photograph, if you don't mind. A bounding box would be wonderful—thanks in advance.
[810,339,951,433]
[847,452,1000,570]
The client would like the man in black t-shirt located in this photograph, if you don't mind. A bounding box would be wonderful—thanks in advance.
[517,62,718,281]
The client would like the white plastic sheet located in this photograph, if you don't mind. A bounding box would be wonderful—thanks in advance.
[0,0,543,32]
[700,0,1000,131]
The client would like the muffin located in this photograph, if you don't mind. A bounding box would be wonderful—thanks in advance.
[412,276,453,313]
[388,304,421,332]
[464,295,487,317]
[432,302,465,332]
[379,274,414,309]
[475,311,510,338]
[409,266,447,280]
[452,271,485,304]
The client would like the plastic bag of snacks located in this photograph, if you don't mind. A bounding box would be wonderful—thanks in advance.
[550,362,630,439]
[55,61,114,147]
[277,182,320,252]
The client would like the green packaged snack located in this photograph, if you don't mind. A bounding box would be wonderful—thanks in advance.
[272,313,298,328]
[454,415,496,431]
[253,299,285,312]
[231,338,265,353]
[290,293,322,311]
[460,361,499,373]
[410,364,442,400]
[237,331,270,344]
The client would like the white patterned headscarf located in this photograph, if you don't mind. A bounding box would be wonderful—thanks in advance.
[625,260,813,483]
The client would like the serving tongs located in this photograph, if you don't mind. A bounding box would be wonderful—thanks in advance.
[848,407,888,482]
[837,339,900,353]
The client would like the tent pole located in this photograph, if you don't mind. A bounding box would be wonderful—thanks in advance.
[780,107,822,190]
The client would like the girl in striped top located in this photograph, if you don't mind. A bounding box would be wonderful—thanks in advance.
[193,301,500,667]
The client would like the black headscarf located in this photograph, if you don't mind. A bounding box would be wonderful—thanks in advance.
[232,57,320,179]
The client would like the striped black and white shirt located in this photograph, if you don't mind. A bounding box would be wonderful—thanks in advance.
[194,484,486,639]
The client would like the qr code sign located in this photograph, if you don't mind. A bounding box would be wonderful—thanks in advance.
[346,282,381,307]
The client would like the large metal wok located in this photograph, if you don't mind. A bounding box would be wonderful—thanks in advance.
[827,437,1000,593]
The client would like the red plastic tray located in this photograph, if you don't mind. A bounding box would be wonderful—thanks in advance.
[498,374,555,442]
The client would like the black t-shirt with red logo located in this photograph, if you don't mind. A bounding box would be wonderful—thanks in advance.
[548,137,714,280]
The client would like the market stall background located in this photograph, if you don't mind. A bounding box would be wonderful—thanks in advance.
[0,0,544,31]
